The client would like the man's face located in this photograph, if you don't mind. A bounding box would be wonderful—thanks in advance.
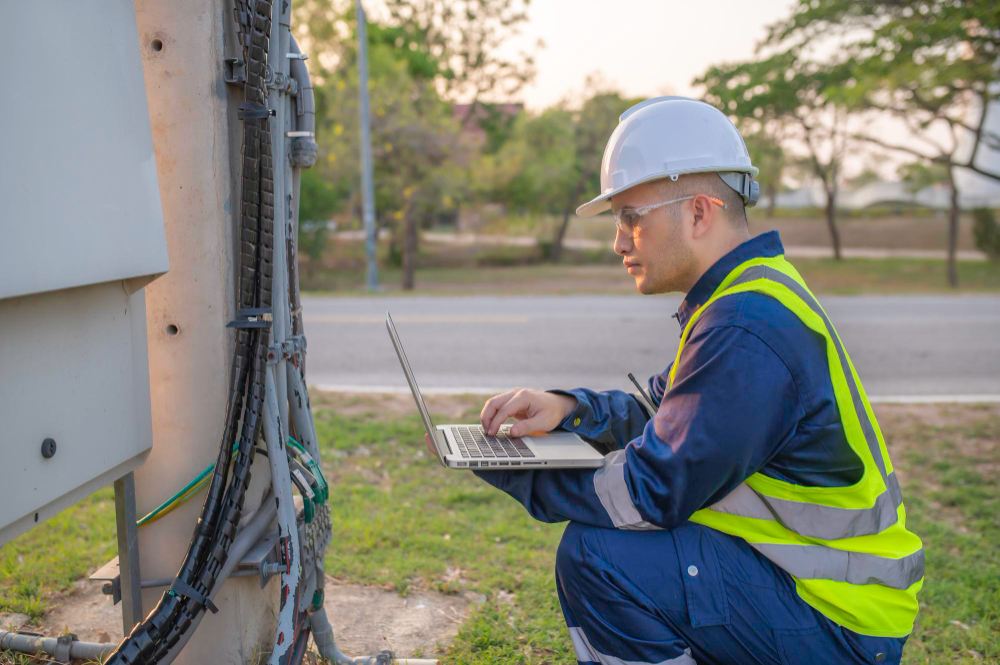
[611,180,697,295]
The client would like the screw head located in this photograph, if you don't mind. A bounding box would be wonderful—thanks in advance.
[41,438,57,459]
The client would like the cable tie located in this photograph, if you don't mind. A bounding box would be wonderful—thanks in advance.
[238,102,275,120]
[169,579,219,614]
[227,307,273,329]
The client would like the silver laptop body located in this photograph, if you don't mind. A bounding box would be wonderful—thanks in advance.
[385,312,605,470]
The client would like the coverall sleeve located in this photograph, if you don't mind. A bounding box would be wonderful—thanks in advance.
[474,324,801,529]
[550,387,653,453]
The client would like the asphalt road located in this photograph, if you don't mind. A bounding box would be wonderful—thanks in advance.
[301,294,1000,401]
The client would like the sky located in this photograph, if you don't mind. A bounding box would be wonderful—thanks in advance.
[511,0,798,110]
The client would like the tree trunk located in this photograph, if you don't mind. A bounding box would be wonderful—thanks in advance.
[946,168,960,288]
[824,187,843,260]
[551,179,586,263]
[402,210,418,291]
[766,183,777,219]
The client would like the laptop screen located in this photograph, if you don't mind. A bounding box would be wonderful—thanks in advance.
[385,312,450,459]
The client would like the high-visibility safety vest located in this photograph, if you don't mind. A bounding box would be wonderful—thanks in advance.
[669,254,924,638]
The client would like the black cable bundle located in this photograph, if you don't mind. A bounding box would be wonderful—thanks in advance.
[103,1,274,662]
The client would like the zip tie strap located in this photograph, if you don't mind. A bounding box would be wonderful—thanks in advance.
[169,579,219,614]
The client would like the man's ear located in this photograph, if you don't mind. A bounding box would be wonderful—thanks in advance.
[690,195,712,239]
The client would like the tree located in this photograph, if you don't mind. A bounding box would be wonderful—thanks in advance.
[380,0,537,108]
[293,4,467,290]
[743,129,787,218]
[486,107,577,215]
[298,169,349,279]
[972,208,1000,261]
[767,0,1000,286]
[898,161,949,195]
[546,92,638,262]
[698,52,854,259]
[471,90,636,262]
[292,1,540,288]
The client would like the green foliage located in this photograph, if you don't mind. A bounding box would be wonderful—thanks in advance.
[571,91,641,203]
[697,50,851,195]
[897,161,950,195]
[298,169,348,264]
[472,90,636,235]
[379,0,536,103]
[972,208,1000,260]
[292,0,539,285]
[768,0,1000,183]
[743,129,787,211]
[481,108,577,213]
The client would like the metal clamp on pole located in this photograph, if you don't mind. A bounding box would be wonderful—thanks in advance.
[224,57,247,85]
[227,308,273,329]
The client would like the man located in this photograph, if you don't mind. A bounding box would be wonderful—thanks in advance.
[472,97,923,665]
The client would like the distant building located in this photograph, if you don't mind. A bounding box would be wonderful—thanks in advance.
[765,178,1000,211]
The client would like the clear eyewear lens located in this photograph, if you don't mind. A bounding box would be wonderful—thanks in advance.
[614,211,641,235]
[612,194,726,236]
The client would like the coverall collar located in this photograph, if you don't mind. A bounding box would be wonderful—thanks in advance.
[674,230,785,331]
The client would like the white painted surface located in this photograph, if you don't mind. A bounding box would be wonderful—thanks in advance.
[0,283,153,544]
[0,0,167,301]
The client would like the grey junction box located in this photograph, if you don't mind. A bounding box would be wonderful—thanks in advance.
[0,0,168,545]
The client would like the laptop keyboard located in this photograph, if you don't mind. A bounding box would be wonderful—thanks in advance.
[453,426,535,459]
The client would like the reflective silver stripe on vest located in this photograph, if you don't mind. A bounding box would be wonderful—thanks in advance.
[752,542,925,590]
[569,627,696,665]
[593,450,661,530]
[708,472,903,540]
[730,265,889,480]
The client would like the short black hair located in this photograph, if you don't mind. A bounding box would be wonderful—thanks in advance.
[659,173,747,226]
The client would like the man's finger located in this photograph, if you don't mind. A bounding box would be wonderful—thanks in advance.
[487,392,529,435]
[481,390,516,430]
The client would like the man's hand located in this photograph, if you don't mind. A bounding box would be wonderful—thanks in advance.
[480,389,577,437]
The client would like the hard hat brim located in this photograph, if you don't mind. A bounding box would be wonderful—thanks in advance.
[575,173,671,218]
[576,166,761,218]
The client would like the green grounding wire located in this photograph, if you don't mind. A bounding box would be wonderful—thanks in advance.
[137,437,325,528]
[136,442,240,527]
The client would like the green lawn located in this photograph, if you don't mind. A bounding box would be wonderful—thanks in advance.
[1,396,997,664]
[301,235,1000,295]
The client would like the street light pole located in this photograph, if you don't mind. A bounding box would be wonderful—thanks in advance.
[356,0,379,291]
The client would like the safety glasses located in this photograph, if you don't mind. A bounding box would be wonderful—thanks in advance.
[612,194,727,236]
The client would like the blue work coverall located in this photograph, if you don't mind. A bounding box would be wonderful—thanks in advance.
[475,232,908,665]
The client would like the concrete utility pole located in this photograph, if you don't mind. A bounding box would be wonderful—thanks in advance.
[357,0,379,291]
[132,2,277,662]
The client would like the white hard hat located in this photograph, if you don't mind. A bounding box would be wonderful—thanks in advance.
[576,96,760,217]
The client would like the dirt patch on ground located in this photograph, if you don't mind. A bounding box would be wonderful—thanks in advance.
[322,581,480,658]
[875,403,999,534]
[876,403,999,463]
[8,576,475,661]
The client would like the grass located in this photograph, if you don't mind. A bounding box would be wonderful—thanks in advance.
[302,251,1000,296]
[876,405,1000,664]
[1,397,997,664]
[0,489,116,620]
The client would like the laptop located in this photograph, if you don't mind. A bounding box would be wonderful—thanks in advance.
[385,312,606,470]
